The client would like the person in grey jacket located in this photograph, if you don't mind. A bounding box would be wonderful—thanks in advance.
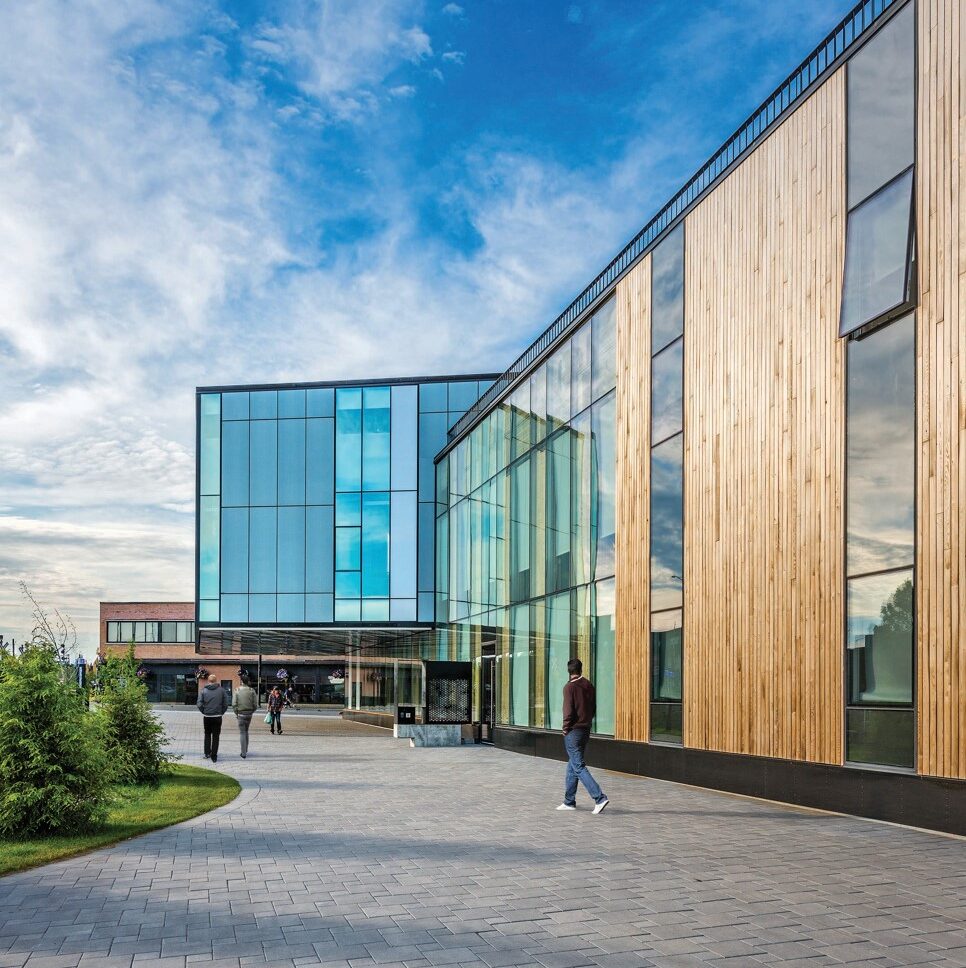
[197,674,229,762]
[232,674,258,759]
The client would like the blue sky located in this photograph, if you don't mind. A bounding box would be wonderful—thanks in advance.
[0,0,847,652]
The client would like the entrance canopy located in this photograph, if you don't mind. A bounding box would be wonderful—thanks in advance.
[197,625,440,658]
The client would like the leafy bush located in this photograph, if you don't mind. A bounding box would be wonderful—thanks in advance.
[0,644,112,837]
[97,645,172,786]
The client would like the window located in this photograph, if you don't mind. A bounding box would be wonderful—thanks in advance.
[840,169,914,336]
[591,391,616,582]
[651,223,684,353]
[651,339,684,444]
[847,3,914,209]
[160,622,177,642]
[511,603,530,726]
[591,297,617,402]
[650,431,684,613]
[570,324,592,417]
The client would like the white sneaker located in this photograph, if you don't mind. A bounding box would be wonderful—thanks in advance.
[556,803,577,811]
[592,798,610,815]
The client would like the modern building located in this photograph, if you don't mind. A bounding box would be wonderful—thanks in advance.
[196,0,966,833]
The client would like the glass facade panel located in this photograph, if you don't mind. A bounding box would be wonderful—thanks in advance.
[249,420,278,507]
[591,297,616,402]
[222,421,249,507]
[306,386,334,417]
[847,315,915,576]
[222,391,249,420]
[305,506,334,594]
[651,609,683,702]
[419,381,448,412]
[221,507,248,594]
[571,324,592,417]
[593,578,615,735]
[546,591,571,731]
[278,419,306,506]
[546,340,571,433]
[278,388,306,419]
[846,707,915,769]
[250,390,277,419]
[362,386,391,491]
[591,392,616,582]
[199,496,219,600]
[200,394,220,496]
[651,339,684,444]
[391,492,418,600]
[511,603,530,726]
[249,508,277,593]
[361,492,390,598]
[277,506,305,593]
[571,410,592,588]
[847,569,914,706]
[650,435,684,612]
[335,388,362,492]
[336,527,361,571]
[305,419,334,505]
[390,385,418,491]
[840,169,914,336]
[651,223,684,353]
[847,3,915,208]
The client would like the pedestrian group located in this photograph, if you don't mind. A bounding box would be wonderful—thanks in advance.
[196,673,293,760]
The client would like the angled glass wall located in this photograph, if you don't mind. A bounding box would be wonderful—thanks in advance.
[436,297,617,735]
[197,377,493,627]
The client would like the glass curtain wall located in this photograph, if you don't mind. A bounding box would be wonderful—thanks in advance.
[842,4,916,769]
[197,378,491,626]
[437,298,617,734]
[649,224,685,743]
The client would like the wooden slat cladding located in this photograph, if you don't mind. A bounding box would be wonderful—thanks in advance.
[615,257,651,742]
[682,73,847,763]
[916,0,966,780]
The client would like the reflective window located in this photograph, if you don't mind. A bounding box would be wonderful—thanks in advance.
[277,594,304,623]
[419,381,448,413]
[221,507,249,593]
[651,339,684,444]
[361,492,390,598]
[200,394,220,497]
[530,365,548,444]
[650,434,684,612]
[546,433,570,593]
[591,297,617,402]
[847,314,915,575]
[390,492,418,600]
[305,419,334,505]
[511,603,530,726]
[199,496,219,600]
[249,507,277,593]
[847,569,913,705]
[651,223,684,353]
[362,387,391,491]
[546,341,571,434]
[305,506,334,594]
[651,609,682,702]
[509,457,531,601]
[846,707,915,768]
[546,591,571,730]
[306,387,334,418]
[593,578,615,735]
[336,527,361,571]
[249,420,278,507]
[250,390,277,419]
[840,169,914,336]
[571,324,592,417]
[222,391,249,420]
[390,385,418,491]
[222,421,249,507]
[591,391,616,581]
[336,492,361,526]
[335,388,362,492]
[278,389,306,419]
[448,381,480,413]
[278,420,306,506]
[848,4,915,208]
[277,507,305,593]
[571,410,592,588]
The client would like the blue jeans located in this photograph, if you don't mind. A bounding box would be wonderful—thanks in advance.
[564,728,605,805]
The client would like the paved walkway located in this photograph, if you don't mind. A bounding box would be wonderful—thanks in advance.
[1,710,965,968]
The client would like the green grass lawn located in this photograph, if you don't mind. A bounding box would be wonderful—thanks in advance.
[0,764,241,877]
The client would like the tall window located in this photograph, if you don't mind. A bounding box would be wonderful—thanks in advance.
[649,223,685,743]
[843,4,916,769]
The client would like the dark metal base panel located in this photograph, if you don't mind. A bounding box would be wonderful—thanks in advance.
[493,726,966,837]
[341,710,394,729]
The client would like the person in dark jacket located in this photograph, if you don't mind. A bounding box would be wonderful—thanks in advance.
[557,658,609,814]
[267,685,285,734]
[197,674,229,762]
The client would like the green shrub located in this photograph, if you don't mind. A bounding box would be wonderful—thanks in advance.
[0,644,112,837]
[97,645,172,786]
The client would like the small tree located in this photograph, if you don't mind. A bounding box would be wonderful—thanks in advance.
[0,643,112,836]
[98,644,172,786]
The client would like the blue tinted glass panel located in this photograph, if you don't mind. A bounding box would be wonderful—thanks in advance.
[418,412,448,501]
[221,508,249,594]
[305,506,334,593]
[250,390,277,419]
[592,391,616,582]
[336,527,361,571]
[547,341,571,433]
[306,387,334,417]
[335,388,362,491]
[278,389,306,418]
[546,591,571,730]
[651,339,684,443]
[222,391,249,420]
[418,591,435,623]
[336,492,361,526]
[306,418,334,505]
[571,324,592,417]
[418,501,435,593]
[222,421,249,507]
[362,492,390,597]
[277,506,305,593]
[448,381,479,413]
[391,599,417,621]
[419,382,448,412]
[199,496,219,600]
[199,600,219,622]
[249,507,277,593]
[593,578,616,734]
[361,599,389,621]
[651,609,683,701]
[335,572,361,598]
[390,384,418,491]
[305,593,334,622]
[220,595,248,623]
[363,386,391,491]
[335,599,361,621]
[277,594,305,622]
[390,491,417,600]
[278,419,306,505]
[200,395,220,496]
[249,594,276,622]
[249,420,278,506]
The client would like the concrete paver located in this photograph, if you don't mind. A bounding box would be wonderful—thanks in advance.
[0,710,964,967]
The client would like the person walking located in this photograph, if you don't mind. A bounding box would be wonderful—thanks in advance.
[284,683,299,709]
[232,674,258,758]
[267,684,285,734]
[197,674,229,762]
[557,658,609,814]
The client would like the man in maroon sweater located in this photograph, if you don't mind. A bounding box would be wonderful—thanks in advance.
[557,658,610,814]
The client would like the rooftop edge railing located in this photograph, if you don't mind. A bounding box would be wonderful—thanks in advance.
[445,0,903,448]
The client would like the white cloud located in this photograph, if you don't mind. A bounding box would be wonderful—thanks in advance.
[389,84,417,98]
[441,50,465,65]
[441,3,464,16]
